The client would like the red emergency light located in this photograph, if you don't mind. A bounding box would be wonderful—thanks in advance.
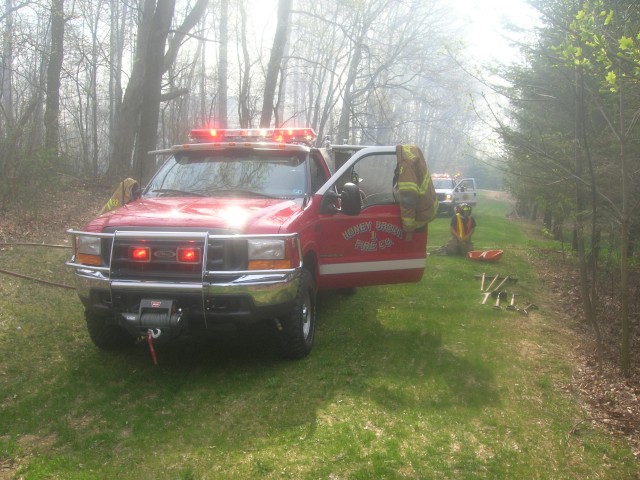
[129,246,151,262]
[128,245,201,263]
[189,127,317,145]
[176,246,201,264]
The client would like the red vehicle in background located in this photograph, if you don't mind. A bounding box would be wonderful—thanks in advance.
[67,128,433,359]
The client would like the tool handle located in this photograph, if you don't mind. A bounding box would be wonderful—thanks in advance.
[493,275,511,292]
[485,274,500,291]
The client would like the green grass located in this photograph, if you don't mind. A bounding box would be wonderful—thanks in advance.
[0,192,637,479]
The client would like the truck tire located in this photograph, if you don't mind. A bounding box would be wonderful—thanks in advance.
[278,269,316,360]
[85,311,136,350]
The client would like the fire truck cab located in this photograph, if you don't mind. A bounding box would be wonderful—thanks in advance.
[67,128,433,359]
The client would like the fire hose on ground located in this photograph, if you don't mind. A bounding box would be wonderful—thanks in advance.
[1,241,164,365]
[0,242,74,290]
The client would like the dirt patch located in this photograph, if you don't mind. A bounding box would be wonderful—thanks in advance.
[516,339,544,360]
[0,180,112,244]
[0,434,58,480]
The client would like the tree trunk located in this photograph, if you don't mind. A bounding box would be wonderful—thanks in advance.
[337,41,362,144]
[217,0,228,128]
[274,39,290,127]
[107,0,156,179]
[108,0,207,182]
[575,67,602,371]
[620,216,630,375]
[43,0,65,154]
[90,6,101,177]
[619,94,631,376]
[109,0,127,173]
[238,1,251,128]
[259,0,292,128]
[543,208,552,229]
[132,0,176,182]
[1,0,14,134]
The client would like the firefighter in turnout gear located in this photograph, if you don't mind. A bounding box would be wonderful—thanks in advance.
[446,203,476,255]
[99,178,140,215]
[394,144,438,239]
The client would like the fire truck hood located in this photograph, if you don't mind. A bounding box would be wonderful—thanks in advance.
[85,196,303,233]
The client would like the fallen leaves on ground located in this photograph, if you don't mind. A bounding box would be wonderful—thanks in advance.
[535,251,640,459]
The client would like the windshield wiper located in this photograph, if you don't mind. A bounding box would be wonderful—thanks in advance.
[151,188,206,197]
[209,189,278,199]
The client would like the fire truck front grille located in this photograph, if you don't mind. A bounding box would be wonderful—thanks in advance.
[206,238,248,272]
[109,237,248,282]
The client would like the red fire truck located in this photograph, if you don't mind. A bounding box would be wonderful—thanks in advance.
[67,128,433,359]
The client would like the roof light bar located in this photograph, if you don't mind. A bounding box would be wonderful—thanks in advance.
[189,127,317,145]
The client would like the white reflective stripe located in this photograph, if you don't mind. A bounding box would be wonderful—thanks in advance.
[319,258,424,275]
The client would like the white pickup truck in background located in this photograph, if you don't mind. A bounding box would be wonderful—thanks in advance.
[431,174,477,215]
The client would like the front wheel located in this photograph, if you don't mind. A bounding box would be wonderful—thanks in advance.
[277,269,316,360]
[85,311,136,350]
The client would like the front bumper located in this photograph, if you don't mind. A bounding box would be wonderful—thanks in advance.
[436,197,454,214]
[70,266,300,336]
[66,230,302,336]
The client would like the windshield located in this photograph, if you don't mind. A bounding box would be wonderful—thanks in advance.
[433,178,454,190]
[145,150,309,198]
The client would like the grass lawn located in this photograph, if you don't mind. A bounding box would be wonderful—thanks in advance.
[0,192,637,479]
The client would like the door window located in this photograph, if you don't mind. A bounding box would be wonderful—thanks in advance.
[347,153,398,206]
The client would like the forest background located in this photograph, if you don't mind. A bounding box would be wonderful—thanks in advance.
[1,0,639,374]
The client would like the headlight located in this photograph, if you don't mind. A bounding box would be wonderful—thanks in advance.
[247,238,296,270]
[76,235,102,266]
[248,239,285,260]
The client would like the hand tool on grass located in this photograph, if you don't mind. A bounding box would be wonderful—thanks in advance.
[480,274,511,304]
[522,303,538,315]
[491,275,511,295]
[506,293,517,311]
[484,273,500,292]
[480,272,486,291]
[481,291,492,304]
[493,291,506,310]
[474,274,519,282]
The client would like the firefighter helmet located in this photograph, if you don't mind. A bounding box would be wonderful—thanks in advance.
[459,203,472,216]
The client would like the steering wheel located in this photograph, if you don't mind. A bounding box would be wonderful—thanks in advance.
[359,188,368,205]
[364,192,396,205]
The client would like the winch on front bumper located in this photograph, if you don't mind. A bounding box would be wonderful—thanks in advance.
[66,230,302,337]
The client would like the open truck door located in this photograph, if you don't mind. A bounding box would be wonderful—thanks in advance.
[314,146,432,290]
[453,178,477,206]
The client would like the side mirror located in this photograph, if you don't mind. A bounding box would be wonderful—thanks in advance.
[340,182,362,216]
[320,183,362,215]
